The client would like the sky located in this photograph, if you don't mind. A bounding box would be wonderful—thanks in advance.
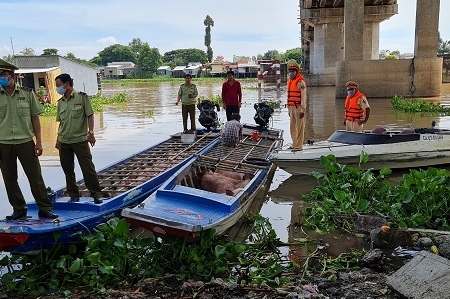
[0,0,449,63]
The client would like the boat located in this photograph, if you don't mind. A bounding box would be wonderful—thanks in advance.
[270,127,450,175]
[121,126,283,238]
[0,132,220,254]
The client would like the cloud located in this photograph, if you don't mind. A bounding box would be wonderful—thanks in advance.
[97,36,118,47]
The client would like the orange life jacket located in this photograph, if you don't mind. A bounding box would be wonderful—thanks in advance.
[345,90,365,121]
[287,74,306,107]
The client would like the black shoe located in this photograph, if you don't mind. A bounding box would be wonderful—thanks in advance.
[93,197,103,204]
[70,196,80,202]
[38,210,59,219]
[5,210,27,220]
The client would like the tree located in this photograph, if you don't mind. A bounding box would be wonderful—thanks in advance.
[438,32,450,54]
[20,47,35,56]
[204,15,214,63]
[64,52,97,67]
[137,44,162,73]
[163,49,207,67]
[262,49,282,61]
[42,48,58,55]
[282,48,302,63]
[90,44,137,66]
[128,38,146,56]
[2,54,16,64]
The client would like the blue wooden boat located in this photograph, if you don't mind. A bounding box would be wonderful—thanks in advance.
[0,133,220,254]
[122,127,283,238]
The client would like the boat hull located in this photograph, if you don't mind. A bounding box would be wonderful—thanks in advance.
[0,135,220,254]
[271,130,450,175]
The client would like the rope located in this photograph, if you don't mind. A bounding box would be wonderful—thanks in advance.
[409,59,416,97]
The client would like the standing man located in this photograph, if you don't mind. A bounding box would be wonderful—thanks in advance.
[286,59,307,150]
[55,73,102,204]
[344,81,370,132]
[176,74,198,133]
[221,70,242,121]
[0,59,58,220]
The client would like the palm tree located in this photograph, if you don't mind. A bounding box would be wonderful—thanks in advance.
[204,15,214,63]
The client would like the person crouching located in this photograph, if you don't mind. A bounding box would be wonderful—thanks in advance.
[221,113,243,147]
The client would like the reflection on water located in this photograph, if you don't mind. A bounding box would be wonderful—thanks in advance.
[1,82,450,246]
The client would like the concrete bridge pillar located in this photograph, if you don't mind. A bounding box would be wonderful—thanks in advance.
[414,0,440,58]
[344,0,364,61]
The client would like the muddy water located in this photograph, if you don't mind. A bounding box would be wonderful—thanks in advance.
[1,81,450,254]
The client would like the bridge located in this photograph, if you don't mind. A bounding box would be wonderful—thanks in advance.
[298,0,442,98]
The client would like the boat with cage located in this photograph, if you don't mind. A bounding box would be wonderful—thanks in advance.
[0,132,220,254]
[122,126,283,238]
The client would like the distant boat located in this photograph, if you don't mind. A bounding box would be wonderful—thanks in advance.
[270,127,450,175]
[0,132,220,254]
[122,126,283,238]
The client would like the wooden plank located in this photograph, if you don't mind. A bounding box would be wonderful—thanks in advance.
[387,251,450,299]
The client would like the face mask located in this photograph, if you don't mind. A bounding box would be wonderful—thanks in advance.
[0,76,10,87]
[56,86,66,95]
[347,89,356,97]
[288,71,296,79]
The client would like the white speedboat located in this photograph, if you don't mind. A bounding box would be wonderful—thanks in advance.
[270,127,450,175]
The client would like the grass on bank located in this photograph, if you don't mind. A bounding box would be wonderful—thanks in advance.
[102,76,258,84]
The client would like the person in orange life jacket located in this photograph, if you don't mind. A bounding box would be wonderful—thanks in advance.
[286,59,307,150]
[221,70,242,121]
[344,81,370,132]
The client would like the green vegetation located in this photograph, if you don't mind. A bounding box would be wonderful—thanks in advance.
[204,15,214,63]
[391,95,450,114]
[102,76,227,84]
[197,94,222,106]
[39,92,128,117]
[302,152,450,233]
[0,216,294,296]
[263,99,282,109]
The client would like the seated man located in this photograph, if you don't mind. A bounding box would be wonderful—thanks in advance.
[221,113,243,147]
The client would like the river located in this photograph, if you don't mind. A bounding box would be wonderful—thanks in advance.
[1,81,450,247]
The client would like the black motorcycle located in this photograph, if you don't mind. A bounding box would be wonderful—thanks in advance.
[253,102,274,128]
[197,100,221,130]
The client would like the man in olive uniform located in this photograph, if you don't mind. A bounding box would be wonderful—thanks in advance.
[0,59,58,220]
[176,74,198,133]
[55,73,102,204]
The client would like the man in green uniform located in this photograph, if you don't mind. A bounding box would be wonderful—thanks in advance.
[55,73,102,204]
[0,59,58,220]
[176,74,198,133]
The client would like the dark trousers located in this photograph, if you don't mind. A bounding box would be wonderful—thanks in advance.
[0,141,53,212]
[182,104,196,132]
[225,106,240,121]
[59,141,101,197]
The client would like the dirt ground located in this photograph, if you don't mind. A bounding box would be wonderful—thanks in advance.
[4,267,402,299]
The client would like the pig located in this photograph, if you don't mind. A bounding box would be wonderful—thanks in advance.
[199,169,250,195]
[216,169,245,180]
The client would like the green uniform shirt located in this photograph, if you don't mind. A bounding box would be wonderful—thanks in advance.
[56,90,94,144]
[178,83,198,105]
[0,84,43,144]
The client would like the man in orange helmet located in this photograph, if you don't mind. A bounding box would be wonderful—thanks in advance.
[286,59,307,150]
[344,81,370,132]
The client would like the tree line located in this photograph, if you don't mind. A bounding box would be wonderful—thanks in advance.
[1,39,302,79]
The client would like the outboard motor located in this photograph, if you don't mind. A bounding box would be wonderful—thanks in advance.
[197,100,220,130]
[253,102,274,128]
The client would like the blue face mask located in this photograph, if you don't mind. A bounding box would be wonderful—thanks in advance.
[347,89,356,97]
[56,86,66,95]
[0,76,10,87]
[288,71,296,79]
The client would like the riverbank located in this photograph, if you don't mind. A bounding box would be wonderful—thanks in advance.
[102,77,258,84]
